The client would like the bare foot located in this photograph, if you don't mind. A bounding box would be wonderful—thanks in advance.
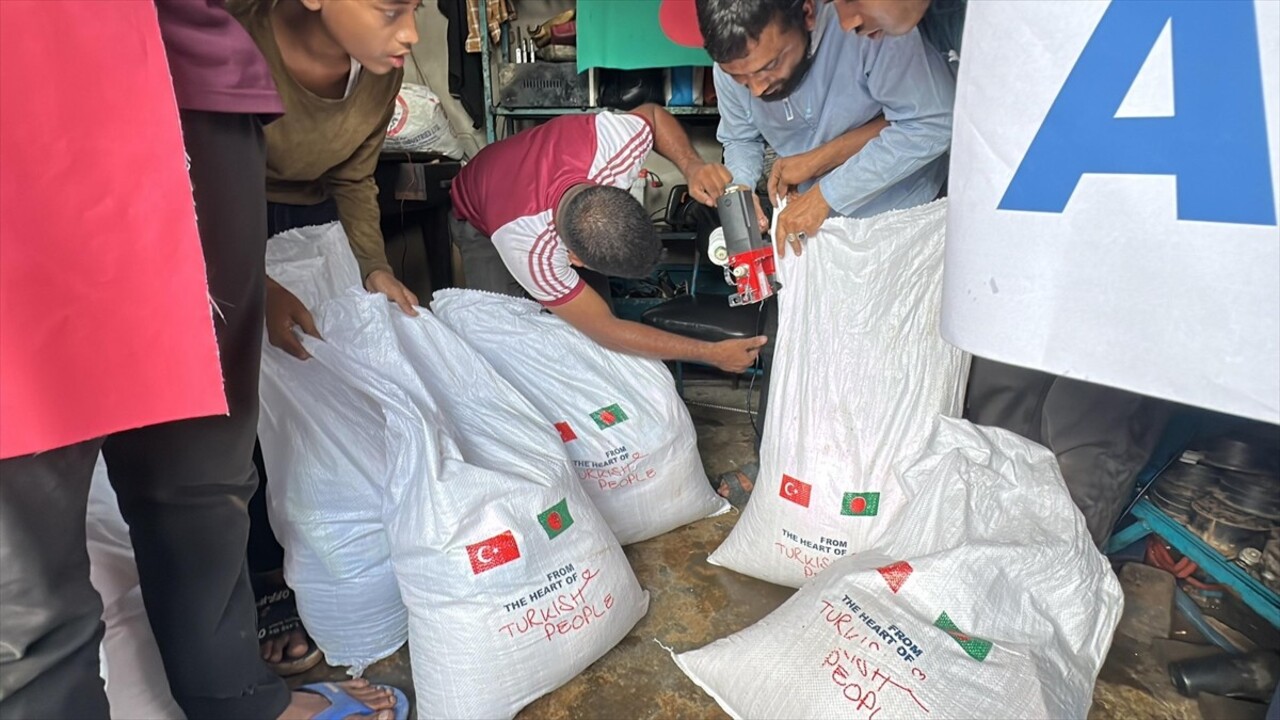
[262,626,311,664]
[716,470,754,499]
[277,678,398,720]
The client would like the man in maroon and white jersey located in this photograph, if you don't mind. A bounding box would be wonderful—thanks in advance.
[450,104,766,374]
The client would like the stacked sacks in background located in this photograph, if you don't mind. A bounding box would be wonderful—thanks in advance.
[675,418,1124,720]
[708,201,970,587]
[383,82,465,159]
[432,289,730,545]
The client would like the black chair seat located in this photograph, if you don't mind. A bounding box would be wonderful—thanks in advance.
[640,294,766,344]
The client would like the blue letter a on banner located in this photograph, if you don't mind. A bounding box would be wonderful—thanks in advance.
[1000,0,1275,226]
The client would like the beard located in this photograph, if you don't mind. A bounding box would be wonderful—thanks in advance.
[759,36,815,102]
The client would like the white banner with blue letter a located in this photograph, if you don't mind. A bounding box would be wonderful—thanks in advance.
[944,0,1280,424]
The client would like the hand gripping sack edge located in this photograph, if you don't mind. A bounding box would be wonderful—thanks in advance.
[302,294,647,719]
[709,200,970,587]
[432,289,730,545]
[675,418,1124,720]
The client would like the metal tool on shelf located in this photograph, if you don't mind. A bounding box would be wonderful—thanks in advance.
[1109,430,1280,627]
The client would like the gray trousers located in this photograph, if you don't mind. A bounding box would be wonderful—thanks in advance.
[966,357,1173,548]
[449,213,614,305]
[0,111,289,720]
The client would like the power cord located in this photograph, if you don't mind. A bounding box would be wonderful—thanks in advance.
[745,298,768,441]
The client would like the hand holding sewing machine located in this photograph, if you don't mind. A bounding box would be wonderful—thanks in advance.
[707,185,778,307]
[687,161,768,232]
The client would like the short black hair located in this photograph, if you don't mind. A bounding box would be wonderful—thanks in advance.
[559,186,660,279]
[696,0,808,63]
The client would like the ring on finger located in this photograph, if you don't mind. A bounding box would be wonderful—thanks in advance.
[797,231,807,242]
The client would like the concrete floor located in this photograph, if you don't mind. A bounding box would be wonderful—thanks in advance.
[292,380,1272,719]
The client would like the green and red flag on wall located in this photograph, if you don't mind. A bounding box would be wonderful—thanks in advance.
[577,0,713,72]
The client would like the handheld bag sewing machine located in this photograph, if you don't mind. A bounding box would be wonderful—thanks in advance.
[707,185,777,307]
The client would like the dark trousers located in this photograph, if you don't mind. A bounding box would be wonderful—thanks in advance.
[246,199,341,576]
[965,357,1173,548]
[0,111,290,720]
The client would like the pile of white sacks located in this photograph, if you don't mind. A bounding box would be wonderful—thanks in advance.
[92,203,1122,720]
[256,223,727,718]
[674,201,1122,719]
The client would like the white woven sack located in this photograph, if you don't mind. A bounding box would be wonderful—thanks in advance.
[675,418,1123,720]
[303,293,647,719]
[384,82,464,158]
[709,200,970,587]
[432,289,729,545]
[87,455,185,720]
[259,222,408,671]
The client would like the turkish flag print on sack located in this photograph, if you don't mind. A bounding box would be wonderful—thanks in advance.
[779,474,812,508]
[466,531,521,574]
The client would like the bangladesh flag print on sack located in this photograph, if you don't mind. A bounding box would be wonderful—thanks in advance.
[466,531,521,574]
[935,611,993,662]
[590,403,629,430]
[841,492,880,517]
[538,498,575,540]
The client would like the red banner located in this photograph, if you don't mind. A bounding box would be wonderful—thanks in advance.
[0,1,226,458]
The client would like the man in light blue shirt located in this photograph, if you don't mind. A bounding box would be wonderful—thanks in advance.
[692,0,955,254]
[689,0,955,505]
[829,0,964,72]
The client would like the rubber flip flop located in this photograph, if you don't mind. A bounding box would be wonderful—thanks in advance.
[298,682,410,720]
